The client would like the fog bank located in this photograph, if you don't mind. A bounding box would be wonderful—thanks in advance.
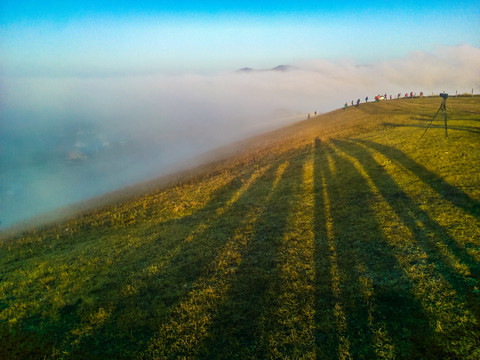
[1,44,479,228]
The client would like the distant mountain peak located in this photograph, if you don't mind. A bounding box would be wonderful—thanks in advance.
[236,65,295,73]
[271,65,294,72]
[237,67,255,73]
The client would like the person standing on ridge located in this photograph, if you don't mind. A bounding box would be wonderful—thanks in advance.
[365,96,368,103]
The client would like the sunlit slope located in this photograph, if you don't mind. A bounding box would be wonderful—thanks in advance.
[1,96,479,359]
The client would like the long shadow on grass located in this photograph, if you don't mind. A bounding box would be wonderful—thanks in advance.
[352,139,480,276]
[382,122,480,134]
[312,141,339,358]
[23,163,286,359]
[356,139,480,219]
[191,150,309,358]
[98,160,299,359]
[7,173,253,360]
[336,139,480,318]
[314,142,434,359]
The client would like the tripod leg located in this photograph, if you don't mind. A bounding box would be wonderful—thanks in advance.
[444,109,448,137]
[420,105,442,140]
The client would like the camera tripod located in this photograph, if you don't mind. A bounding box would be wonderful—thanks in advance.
[419,97,448,140]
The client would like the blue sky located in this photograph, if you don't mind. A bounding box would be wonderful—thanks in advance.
[1,1,479,75]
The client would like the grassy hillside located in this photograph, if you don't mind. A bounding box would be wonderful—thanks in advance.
[1,96,479,359]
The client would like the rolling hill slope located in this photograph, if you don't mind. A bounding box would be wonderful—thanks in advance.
[1,96,480,359]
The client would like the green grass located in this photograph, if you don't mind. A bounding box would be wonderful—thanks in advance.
[1,96,480,359]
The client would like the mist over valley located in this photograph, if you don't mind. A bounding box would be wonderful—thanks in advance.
[1,44,479,229]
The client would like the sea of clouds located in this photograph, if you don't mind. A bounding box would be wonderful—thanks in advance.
[1,44,479,228]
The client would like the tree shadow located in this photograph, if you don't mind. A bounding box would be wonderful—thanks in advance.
[356,139,480,220]
[314,141,434,359]
[335,139,480,318]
